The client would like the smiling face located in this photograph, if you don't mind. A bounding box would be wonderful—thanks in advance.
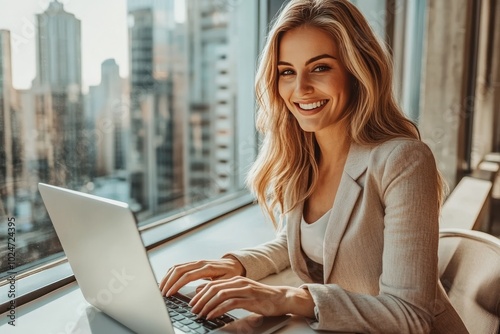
[277,25,352,134]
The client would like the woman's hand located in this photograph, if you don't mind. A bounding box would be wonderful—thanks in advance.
[159,256,245,297]
[188,276,316,320]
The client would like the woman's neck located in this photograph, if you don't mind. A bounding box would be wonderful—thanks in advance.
[314,124,351,170]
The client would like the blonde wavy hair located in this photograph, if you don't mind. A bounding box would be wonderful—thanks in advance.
[247,0,446,227]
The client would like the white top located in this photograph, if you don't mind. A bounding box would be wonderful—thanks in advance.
[300,209,331,264]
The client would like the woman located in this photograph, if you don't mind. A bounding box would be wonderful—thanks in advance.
[160,0,468,332]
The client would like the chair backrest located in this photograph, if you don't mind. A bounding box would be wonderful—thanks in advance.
[438,228,500,334]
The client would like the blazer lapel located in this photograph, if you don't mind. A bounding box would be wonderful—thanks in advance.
[322,142,370,282]
[286,200,312,282]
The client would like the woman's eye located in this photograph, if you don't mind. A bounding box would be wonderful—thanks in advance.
[313,65,330,72]
[279,69,294,76]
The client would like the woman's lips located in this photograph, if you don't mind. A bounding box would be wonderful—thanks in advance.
[294,99,329,115]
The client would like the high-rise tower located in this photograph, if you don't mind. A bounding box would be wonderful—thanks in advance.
[32,0,87,188]
[35,0,82,91]
[186,0,236,202]
[0,29,23,216]
[127,0,187,216]
[88,59,128,177]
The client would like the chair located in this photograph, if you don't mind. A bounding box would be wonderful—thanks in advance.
[438,228,500,334]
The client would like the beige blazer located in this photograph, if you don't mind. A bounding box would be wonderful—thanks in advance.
[228,139,468,333]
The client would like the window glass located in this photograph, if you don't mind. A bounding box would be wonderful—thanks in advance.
[0,0,257,281]
[349,0,387,41]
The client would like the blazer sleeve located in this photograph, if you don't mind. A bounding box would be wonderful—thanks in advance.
[223,227,290,281]
[301,141,440,334]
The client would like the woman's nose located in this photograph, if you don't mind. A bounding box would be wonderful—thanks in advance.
[295,73,313,95]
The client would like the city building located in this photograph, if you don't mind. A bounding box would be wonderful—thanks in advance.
[127,0,186,217]
[88,59,128,177]
[186,0,236,202]
[31,0,87,190]
[0,29,23,217]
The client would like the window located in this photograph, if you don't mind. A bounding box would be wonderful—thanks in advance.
[354,0,500,190]
[0,0,260,304]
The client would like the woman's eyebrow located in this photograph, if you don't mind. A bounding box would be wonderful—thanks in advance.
[305,54,336,65]
[277,54,337,67]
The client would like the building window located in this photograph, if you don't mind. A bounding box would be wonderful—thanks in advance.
[0,0,259,287]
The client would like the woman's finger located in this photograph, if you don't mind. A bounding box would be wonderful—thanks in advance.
[205,297,248,319]
[196,286,248,318]
[159,261,199,291]
[190,277,250,313]
[162,261,237,296]
[195,283,207,293]
[160,261,211,295]
[163,266,214,296]
[159,258,245,296]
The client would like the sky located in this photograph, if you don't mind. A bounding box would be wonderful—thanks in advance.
[0,0,129,92]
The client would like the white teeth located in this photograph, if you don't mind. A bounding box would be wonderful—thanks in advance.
[298,100,327,110]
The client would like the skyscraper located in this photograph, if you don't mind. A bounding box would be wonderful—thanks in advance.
[127,0,187,216]
[0,29,22,216]
[35,0,82,91]
[186,0,236,202]
[88,59,128,177]
[32,0,87,189]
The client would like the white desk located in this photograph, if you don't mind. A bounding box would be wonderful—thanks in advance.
[0,205,321,334]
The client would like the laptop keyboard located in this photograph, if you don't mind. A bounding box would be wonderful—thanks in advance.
[165,293,236,333]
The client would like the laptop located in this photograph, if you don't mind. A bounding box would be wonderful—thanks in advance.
[38,183,291,334]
